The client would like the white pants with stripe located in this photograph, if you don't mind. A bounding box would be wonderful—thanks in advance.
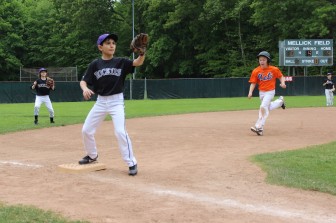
[81,93,137,167]
[34,95,54,117]
[255,90,283,129]
[325,89,334,106]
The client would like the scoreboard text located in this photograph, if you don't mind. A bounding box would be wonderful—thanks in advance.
[279,39,333,66]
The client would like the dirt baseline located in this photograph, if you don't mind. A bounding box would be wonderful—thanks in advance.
[0,108,336,223]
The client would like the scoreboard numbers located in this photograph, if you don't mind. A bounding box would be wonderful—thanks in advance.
[279,39,333,66]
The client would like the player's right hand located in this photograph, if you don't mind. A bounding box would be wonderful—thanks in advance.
[280,83,286,89]
[248,93,253,99]
[83,88,94,100]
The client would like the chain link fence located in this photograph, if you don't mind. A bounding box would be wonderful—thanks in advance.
[20,67,78,82]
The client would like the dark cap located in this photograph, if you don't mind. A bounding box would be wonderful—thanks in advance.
[257,51,271,60]
[327,72,333,75]
[97,33,118,46]
[39,68,47,73]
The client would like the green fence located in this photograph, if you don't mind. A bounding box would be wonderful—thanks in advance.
[0,76,327,103]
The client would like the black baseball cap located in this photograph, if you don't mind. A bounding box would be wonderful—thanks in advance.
[327,72,333,75]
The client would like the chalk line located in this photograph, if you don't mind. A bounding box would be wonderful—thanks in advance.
[89,174,336,223]
[0,160,42,168]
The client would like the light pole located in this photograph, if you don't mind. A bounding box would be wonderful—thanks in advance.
[132,0,135,79]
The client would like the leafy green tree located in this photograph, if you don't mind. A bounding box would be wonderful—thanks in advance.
[1,0,335,81]
[250,0,336,74]
[52,0,124,75]
[198,0,257,77]
[21,0,57,67]
[0,0,25,80]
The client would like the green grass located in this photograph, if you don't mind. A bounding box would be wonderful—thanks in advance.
[251,142,336,195]
[0,202,89,223]
[0,96,327,134]
[0,95,334,222]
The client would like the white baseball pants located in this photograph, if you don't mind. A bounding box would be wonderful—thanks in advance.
[325,89,334,106]
[81,93,137,167]
[34,95,54,117]
[255,90,283,129]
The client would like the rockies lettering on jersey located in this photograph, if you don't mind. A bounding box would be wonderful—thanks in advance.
[94,68,122,79]
[33,79,53,96]
[82,57,134,96]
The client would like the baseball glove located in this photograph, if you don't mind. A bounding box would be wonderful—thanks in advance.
[46,78,54,88]
[130,33,149,55]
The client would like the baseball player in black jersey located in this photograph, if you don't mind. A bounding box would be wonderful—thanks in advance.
[323,72,335,106]
[78,33,145,176]
[31,68,55,125]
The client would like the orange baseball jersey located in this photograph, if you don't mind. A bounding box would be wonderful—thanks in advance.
[249,65,283,91]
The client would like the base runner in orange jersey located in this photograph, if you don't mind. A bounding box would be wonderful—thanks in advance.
[248,51,287,136]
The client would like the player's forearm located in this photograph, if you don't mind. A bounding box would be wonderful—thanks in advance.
[248,83,256,95]
[31,81,37,89]
[80,80,89,91]
[280,76,286,85]
[133,54,145,67]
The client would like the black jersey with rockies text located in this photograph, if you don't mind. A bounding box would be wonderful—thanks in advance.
[82,57,134,96]
[324,78,334,90]
[33,79,53,96]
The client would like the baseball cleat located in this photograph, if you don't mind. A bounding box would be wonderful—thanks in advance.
[251,126,263,136]
[78,155,98,165]
[34,120,38,125]
[128,164,138,176]
[279,96,286,109]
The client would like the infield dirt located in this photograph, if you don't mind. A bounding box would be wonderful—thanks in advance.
[0,108,336,223]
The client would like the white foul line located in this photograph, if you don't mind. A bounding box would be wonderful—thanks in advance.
[0,160,42,168]
[152,189,335,223]
[89,174,336,223]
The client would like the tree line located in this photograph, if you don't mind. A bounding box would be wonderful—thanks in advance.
[1,0,335,81]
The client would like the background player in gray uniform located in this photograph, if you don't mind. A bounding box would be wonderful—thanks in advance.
[323,72,335,106]
[78,33,145,176]
[31,68,55,125]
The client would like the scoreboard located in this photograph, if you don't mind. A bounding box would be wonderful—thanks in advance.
[279,39,333,66]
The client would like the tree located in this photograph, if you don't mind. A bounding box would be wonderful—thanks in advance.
[197,0,257,77]
[1,0,335,80]
[0,0,25,80]
[250,0,336,74]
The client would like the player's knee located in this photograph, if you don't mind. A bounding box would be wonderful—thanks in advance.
[260,105,266,112]
[260,104,270,110]
[82,126,95,136]
[259,105,269,115]
[81,127,88,136]
[114,128,126,138]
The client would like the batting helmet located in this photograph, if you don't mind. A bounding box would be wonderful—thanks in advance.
[257,51,271,62]
[39,68,47,73]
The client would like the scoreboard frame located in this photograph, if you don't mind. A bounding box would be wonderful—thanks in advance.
[279,39,333,67]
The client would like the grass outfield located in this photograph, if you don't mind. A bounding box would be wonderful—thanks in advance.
[0,96,334,222]
[251,141,336,195]
[0,96,327,134]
